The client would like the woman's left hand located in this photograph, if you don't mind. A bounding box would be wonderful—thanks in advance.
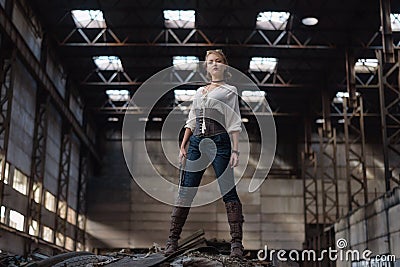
[230,153,239,168]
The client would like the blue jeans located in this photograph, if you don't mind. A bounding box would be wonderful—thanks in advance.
[178,132,240,205]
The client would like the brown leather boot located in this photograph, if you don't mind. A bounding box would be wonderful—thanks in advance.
[164,206,190,255]
[225,201,244,258]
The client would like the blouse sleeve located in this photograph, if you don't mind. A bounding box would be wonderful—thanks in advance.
[184,92,197,131]
[225,86,242,133]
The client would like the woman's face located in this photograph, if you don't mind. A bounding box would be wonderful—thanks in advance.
[206,52,226,79]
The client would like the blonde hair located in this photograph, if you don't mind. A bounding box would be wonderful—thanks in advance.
[204,49,232,81]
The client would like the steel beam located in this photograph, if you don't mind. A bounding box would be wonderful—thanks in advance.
[302,115,320,267]
[0,44,15,212]
[83,81,307,88]
[377,49,400,191]
[346,50,357,106]
[82,69,134,86]
[24,27,51,254]
[343,95,368,211]
[82,68,308,88]
[96,106,299,117]
[25,91,50,254]
[318,127,339,225]
[379,0,395,63]
[56,26,400,50]
[54,124,72,247]
[355,72,379,89]
[319,87,339,225]
[59,27,335,49]
[343,50,369,210]
[302,151,319,226]
[321,88,332,135]
[74,148,89,250]
[0,6,99,162]
[248,70,306,88]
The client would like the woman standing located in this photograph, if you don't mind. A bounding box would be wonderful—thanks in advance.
[164,49,244,258]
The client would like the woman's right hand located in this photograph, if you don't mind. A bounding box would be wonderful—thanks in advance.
[179,145,187,163]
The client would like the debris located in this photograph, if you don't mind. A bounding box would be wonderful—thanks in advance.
[179,229,205,249]
[1,230,279,267]
[170,254,224,267]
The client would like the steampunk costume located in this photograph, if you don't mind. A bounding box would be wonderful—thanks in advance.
[165,84,244,257]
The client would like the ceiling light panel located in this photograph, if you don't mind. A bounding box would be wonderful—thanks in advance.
[93,56,123,71]
[164,10,195,28]
[249,57,278,72]
[71,10,107,28]
[256,11,290,30]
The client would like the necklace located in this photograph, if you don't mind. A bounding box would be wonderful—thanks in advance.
[203,80,224,95]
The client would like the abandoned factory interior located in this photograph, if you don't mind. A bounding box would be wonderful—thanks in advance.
[0,0,400,266]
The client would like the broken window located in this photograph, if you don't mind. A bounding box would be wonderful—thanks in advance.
[9,210,24,231]
[12,169,28,195]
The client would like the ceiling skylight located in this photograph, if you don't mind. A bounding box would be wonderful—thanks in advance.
[93,56,123,71]
[256,11,290,30]
[71,10,107,28]
[354,59,378,73]
[174,90,196,102]
[391,13,400,31]
[173,56,199,70]
[163,10,195,28]
[333,91,361,103]
[106,90,130,101]
[241,90,266,102]
[249,57,278,72]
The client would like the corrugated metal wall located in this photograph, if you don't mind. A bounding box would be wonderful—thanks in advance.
[44,104,61,195]
[0,0,91,254]
[1,58,37,255]
[7,59,36,174]
[11,2,42,60]
[2,58,36,220]
[335,187,400,267]
[69,95,83,126]
[46,52,66,98]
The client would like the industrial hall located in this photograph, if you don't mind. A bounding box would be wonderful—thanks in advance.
[0,0,399,266]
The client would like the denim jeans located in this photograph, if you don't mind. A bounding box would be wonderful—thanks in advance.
[178,132,240,205]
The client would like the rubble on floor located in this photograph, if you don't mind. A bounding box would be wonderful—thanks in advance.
[167,250,270,267]
[1,229,299,267]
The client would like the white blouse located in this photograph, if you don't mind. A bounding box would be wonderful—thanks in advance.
[185,84,242,134]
